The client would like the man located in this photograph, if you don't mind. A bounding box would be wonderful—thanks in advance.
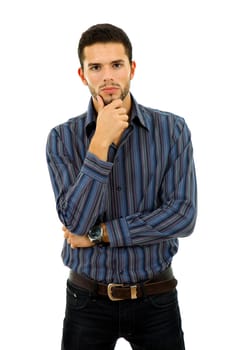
[46,23,197,350]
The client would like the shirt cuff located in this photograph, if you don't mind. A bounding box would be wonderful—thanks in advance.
[106,217,132,247]
[81,152,113,183]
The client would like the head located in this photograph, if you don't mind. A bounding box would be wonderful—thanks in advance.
[78,23,133,68]
[77,23,136,106]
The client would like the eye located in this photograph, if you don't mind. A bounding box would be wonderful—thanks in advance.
[112,62,123,69]
[89,64,101,71]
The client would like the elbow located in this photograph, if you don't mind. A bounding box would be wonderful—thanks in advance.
[180,203,197,237]
[57,199,93,235]
[57,200,80,234]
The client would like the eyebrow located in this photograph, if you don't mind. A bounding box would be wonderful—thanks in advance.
[87,59,125,67]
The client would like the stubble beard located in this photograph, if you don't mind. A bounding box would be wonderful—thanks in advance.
[89,82,130,106]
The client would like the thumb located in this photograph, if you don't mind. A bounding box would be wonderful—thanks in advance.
[96,95,105,111]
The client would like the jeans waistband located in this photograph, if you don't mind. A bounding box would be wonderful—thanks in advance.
[69,267,177,301]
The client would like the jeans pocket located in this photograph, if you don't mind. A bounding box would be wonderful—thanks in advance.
[149,289,178,309]
[66,280,90,310]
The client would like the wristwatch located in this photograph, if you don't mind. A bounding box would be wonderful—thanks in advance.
[88,225,103,245]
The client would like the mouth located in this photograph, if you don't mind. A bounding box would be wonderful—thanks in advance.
[100,86,120,94]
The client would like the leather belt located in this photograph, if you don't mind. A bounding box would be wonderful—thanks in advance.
[69,267,177,301]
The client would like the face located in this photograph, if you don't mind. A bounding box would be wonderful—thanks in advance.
[78,43,136,106]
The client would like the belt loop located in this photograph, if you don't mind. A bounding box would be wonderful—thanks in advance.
[139,281,146,298]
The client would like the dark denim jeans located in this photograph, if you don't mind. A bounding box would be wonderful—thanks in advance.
[61,280,185,350]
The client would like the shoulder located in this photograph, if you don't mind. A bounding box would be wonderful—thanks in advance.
[137,103,187,134]
[139,104,185,123]
[47,112,87,139]
[55,112,87,132]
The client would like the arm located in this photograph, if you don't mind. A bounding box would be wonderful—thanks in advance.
[46,131,113,235]
[105,119,197,247]
[46,97,129,235]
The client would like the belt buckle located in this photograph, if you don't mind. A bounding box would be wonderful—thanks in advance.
[107,283,137,301]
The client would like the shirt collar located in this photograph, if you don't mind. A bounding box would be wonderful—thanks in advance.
[130,95,149,131]
[85,99,97,137]
[85,94,149,137]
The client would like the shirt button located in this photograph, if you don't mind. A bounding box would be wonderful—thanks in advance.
[116,186,121,191]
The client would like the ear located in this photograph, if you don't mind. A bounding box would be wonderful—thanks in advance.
[130,61,136,80]
[78,67,88,85]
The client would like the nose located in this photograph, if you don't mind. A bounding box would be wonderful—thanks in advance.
[102,66,114,82]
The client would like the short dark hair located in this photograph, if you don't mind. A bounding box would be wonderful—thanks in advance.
[78,23,133,67]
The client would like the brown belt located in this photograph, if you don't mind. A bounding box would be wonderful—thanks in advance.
[69,267,177,301]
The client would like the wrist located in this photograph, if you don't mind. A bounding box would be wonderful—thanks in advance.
[101,223,109,243]
[87,223,109,245]
[88,225,103,245]
[89,137,110,161]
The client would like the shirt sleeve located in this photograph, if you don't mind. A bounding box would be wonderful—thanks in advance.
[106,119,197,247]
[46,127,113,235]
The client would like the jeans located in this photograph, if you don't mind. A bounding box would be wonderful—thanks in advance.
[61,280,185,350]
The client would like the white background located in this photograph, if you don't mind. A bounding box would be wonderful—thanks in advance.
[0,0,232,349]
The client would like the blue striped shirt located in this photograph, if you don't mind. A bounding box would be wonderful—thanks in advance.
[46,95,197,283]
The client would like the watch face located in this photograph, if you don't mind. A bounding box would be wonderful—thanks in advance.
[88,225,103,243]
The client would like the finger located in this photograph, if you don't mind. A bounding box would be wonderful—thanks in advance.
[70,235,77,249]
[96,95,105,111]
[115,107,128,116]
[63,227,70,239]
[64,231,69,239]
[110,99,123,109]
[62,225,69,233]
[122,114,129,121]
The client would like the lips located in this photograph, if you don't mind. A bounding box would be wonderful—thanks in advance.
[101,86,119,94]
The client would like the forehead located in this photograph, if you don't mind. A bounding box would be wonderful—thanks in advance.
[83,42,128,64]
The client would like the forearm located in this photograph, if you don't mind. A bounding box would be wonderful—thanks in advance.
[48,150,113,234]
[105,197,197,247]
[89,136,109,162]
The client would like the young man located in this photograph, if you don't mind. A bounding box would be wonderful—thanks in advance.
[46,23,197,350]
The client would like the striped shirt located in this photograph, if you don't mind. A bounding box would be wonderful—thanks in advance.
[46,95,197,284]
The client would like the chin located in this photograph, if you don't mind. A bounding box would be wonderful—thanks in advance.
[102,95,117,105]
